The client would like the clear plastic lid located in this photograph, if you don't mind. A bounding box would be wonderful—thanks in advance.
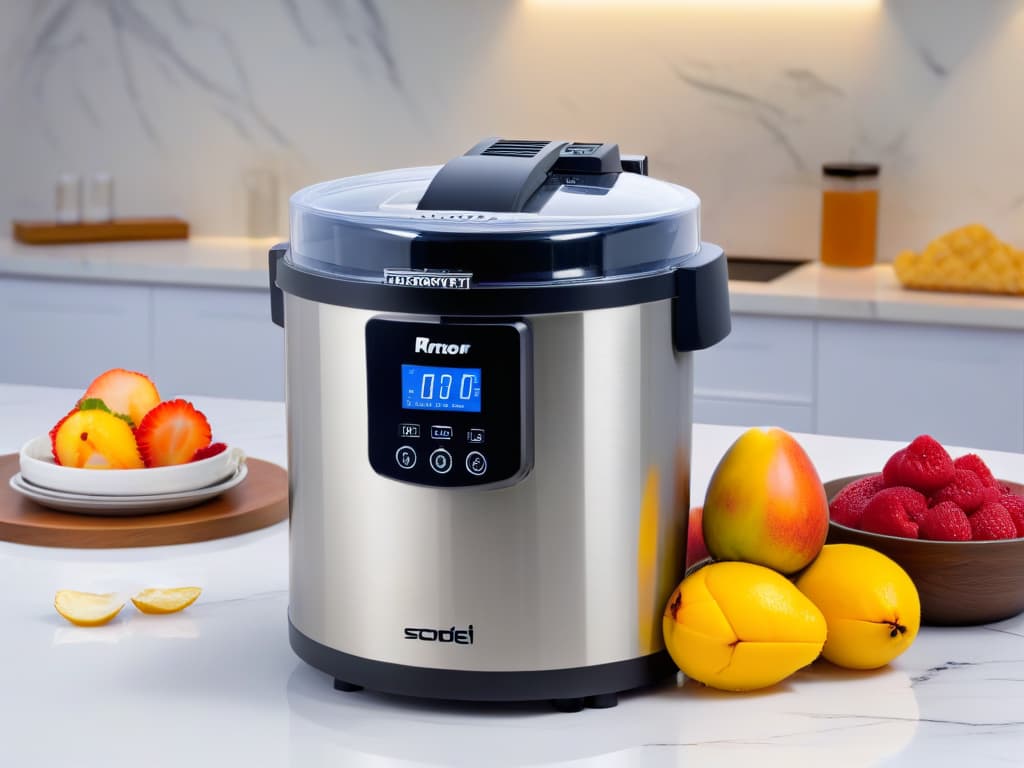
[288,164,702,286]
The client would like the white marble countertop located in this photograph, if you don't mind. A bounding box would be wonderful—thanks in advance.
[0,236,280,289]
[730,262,1024,331]
[2,383,1023,766]
[2,237,1023,330]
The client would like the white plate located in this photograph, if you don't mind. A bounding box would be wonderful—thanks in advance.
[8,464,248,516]
[19,435,245,496]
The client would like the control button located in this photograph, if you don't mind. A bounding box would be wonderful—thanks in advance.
[395,445,417,470]
[399,423,421,439]
[430,425,453,440]
[466,451,487,477]
[467,428,485,444]
[429,448,453,475]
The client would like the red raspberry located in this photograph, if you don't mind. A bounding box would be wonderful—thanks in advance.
[881,449,906,487]
[860,487,926,538]
[998,494,1024,537]
[953,454,1000,489]
[191,442,227,462]
[970,502,1017,540]
[830,474,885,528]
[918,501,972,541]
[931,469,1000,512]
[882,435,954,493]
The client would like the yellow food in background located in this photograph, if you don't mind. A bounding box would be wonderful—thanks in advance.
[795,544,920,670]
[662,561,826,692]
[54,590,125,626]
[131,586,202,614]
[893,223,1024,295]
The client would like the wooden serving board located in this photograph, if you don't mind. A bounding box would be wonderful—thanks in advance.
[12,217,189,245]
[0,454,287,548]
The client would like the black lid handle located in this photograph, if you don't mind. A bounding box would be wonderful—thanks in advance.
[417,138,568,213]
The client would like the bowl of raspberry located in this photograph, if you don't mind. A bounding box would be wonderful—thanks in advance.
[824,435,1024,626]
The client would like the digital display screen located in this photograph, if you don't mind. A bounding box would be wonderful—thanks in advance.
[402,365,482,412]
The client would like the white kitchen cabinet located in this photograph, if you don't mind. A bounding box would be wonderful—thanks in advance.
[694,315,815,404]
[152,286,283,400]
[694,396,814,433]
[694,309,1024,451]
[693,313,815,432]
[0,277,151,387]
[816,320,1024,452]
[0,275,283,401]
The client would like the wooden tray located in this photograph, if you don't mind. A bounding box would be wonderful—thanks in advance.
[0,454,287,548]
[12,217,189,245]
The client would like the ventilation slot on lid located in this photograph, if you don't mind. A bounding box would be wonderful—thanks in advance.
[481,140,551,158]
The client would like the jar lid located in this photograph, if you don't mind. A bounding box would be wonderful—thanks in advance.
[822,163,880,178]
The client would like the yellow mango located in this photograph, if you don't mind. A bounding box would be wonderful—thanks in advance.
[663,562,826,692]
[796,544,920,670]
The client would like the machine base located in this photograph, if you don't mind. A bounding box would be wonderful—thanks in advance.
[291,620,675,707]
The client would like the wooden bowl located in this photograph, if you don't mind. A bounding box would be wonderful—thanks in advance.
[824,474,1024,626]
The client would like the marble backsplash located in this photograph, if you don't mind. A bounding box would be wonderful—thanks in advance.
[1,0,1022,261]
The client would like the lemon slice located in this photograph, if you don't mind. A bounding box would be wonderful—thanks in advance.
[131,587,202,614]
[54,590,125,626]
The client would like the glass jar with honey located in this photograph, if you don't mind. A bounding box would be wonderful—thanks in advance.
[820,163,880,267]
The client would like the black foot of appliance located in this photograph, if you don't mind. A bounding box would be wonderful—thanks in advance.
[294,621,671,710]
[551,693,619,712]
[333,679,364,692]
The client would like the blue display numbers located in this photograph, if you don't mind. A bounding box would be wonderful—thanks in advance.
[402,365,482,412]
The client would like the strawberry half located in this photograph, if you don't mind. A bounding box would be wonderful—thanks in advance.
[190,442,227,462]
[135,399,212,467]
[48,407,78,466]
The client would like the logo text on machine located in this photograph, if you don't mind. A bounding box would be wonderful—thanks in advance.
[384,269,472,289]
[404,624,474,645]
[415,337,471,355]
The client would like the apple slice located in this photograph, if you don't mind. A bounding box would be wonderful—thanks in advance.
[131,587,202,614]
[54,590,125,626]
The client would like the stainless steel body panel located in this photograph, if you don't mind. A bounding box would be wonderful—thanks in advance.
[286,294,692,672]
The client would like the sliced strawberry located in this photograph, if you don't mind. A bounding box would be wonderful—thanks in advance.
[190,442,227,462]
[82,369,160,428]
[48,407,78,465]
[135,399,212,467]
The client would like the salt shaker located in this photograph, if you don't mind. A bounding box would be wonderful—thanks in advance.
[83,172,115,223]
[56,173,82,224]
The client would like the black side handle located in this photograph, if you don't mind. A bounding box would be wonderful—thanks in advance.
[417,138,569,213]
[673,243,731,352]
[269,242,288,328]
